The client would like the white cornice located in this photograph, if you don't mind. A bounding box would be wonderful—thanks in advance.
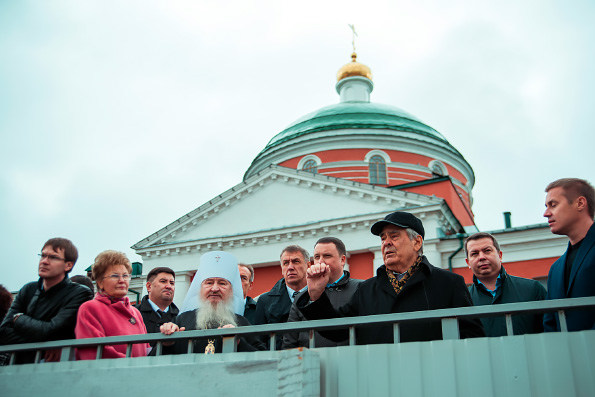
[132,166,458,251]
[134,203,458,259]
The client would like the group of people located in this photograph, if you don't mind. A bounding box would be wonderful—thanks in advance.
[1,177,594,363]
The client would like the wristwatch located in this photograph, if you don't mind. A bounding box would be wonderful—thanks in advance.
[13,313,23,323]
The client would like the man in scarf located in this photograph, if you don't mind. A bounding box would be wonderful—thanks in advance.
[296,211,484,344]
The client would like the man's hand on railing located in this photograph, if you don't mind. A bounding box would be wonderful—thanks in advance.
[159,322,186,335]
[306,263,330,301]
[158,322,186,346]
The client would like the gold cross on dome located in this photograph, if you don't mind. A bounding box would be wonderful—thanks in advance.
[348,24,358,53]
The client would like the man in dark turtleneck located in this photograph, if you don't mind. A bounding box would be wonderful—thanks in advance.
[543,178,595,332]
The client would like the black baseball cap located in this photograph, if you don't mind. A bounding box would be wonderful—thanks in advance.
[370,211,425,238]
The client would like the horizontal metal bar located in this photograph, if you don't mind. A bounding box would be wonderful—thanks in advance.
[1,297,593,356]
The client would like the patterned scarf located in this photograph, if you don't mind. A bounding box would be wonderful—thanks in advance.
[386,256,422,295]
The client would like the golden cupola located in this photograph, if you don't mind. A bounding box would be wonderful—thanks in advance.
[336,52,373,82]
[335,52,374,103]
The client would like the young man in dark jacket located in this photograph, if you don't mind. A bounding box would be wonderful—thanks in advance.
[465,232,546,336]
[0,238,93,363]
[297,212,484,344]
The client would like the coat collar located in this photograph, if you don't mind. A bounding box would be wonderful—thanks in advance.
[267,277,288,296]
[567,222,595,293]
[472,265,508,286]
[376,256,432,298]
[138,295,180,315]
[37,275,70,293]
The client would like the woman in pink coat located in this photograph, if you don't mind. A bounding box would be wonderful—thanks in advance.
[75,250,148,360]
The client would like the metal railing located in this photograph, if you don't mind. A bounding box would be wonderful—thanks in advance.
[1,296,594,365]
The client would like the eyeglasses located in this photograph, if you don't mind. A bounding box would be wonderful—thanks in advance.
[38,253,66,262]
[103,274,132,281]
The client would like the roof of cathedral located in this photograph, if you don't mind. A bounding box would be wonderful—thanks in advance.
[262,101,448,152]
[244,52,472,183]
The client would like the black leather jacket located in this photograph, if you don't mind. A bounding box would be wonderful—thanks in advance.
[0,276,93,362]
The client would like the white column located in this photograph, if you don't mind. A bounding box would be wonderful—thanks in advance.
[371,248,384,273]
[423,241,442,268]
[172,271,196,309]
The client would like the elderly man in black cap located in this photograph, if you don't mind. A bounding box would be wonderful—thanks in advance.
[296,211,484,344]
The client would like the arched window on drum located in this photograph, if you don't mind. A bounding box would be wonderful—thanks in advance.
[302,159,318,173]
[369,155,387,185]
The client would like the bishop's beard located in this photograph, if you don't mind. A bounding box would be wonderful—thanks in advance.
[195,297,237,330]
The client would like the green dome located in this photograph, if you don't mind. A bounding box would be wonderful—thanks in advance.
[262,102,448,152]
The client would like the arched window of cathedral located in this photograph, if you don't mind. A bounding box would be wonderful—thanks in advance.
[369,155,387,184]
[302,159,318,173]
[298,155,321,173]
[428,160,448,177]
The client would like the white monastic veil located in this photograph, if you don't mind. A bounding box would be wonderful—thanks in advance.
[179,251,245,315]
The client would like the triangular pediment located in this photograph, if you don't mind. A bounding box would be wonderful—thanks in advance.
[132,166,453,252]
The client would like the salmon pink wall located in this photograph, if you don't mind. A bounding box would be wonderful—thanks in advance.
[452,257,558,284]
[278,149,469,186]
[252,265,282,297]
[348,252,374,280]
[401,180,475,226]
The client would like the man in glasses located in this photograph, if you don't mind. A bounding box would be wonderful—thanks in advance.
[0,238,93,364]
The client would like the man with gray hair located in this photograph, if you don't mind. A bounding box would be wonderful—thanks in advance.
[255,245,310,349]
[158,251,263,354]
[297,211,484,344]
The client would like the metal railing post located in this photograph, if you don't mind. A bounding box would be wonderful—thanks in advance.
[441,317,460,340]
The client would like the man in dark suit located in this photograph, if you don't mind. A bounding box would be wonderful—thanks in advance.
[136,267,179,334]
[238,264,257,324]
[543,178,595,331]
[254,245,309,349]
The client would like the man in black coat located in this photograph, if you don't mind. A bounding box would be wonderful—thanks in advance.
[465,232,546,336]
[136,267,179,334]
[0,238,93,363]
[238,264,257,324]
[254,245,309,350]
[283,237,361,348]
[297,212,484,344]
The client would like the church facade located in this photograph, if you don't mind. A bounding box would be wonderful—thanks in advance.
[131,53,565,306]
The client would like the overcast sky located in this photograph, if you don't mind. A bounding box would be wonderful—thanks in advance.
[1,0,593,291]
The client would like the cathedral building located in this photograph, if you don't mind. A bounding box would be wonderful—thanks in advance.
[131,52,565,305]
